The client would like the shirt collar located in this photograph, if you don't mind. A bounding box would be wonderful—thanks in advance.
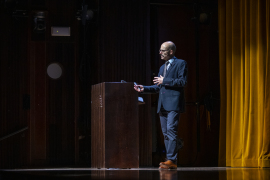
[167,56,176,64]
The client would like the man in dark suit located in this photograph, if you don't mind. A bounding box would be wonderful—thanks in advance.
[134,41,188,169]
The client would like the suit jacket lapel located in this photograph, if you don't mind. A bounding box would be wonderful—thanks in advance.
[164,60,176,77]
[162,64,166,77]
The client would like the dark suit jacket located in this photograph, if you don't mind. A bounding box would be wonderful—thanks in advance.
[143,57,188,113]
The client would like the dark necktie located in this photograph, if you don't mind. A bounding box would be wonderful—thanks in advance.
[163,61,170,77]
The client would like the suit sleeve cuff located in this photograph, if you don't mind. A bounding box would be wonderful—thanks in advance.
[162,78,172,86]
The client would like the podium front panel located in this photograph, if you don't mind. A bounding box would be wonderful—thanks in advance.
[91,82,139,168]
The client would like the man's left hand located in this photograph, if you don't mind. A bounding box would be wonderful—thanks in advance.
[153,75,164,85]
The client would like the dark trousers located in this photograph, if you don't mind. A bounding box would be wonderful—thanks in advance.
[159,106,180,163]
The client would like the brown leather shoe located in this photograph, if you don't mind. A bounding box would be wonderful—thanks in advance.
[159,158,168,166]
[159,166,170,169]
[159,161,165,166]
[159,160,177,169]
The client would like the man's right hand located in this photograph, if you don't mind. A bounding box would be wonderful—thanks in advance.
[134,85,144,92]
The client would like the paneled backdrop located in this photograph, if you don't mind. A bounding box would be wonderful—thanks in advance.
[0,0,219,168]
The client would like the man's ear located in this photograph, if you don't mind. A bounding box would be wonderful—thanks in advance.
[169,50,173,55]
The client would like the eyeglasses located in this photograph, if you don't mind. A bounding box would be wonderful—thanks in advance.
[159,49,169,52]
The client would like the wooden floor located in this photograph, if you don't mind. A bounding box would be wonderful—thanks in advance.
[1,167,270,180]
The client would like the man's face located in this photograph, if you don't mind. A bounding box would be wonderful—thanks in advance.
[159,43,173,61]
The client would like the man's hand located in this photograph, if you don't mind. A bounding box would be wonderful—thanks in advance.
[153,75,164,85]
[134,84,144,92]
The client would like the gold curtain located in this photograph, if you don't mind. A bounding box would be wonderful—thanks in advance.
[219,0,270,167]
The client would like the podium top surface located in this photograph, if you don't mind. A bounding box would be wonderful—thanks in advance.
[93,82,134,84]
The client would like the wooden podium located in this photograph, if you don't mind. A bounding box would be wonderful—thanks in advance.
[91,82,139,168]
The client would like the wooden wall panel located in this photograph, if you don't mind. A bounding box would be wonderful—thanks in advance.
[29,41,47,163]
[0,8,29,168]
[0,0,79,168]
[75,0,99,166]
[28,0,78,166]
[46,43,76,165]
[98,0,150,84]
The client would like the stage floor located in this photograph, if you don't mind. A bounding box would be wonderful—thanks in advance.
[1,167,270,180]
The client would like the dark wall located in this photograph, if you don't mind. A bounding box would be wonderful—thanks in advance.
[0,0,79,168]
[29,0,78,166]
[0,0,219,168]
[0,2,29,168]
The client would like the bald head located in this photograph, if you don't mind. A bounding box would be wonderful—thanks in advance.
[159,41,176,61]
[163,41,176,53]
